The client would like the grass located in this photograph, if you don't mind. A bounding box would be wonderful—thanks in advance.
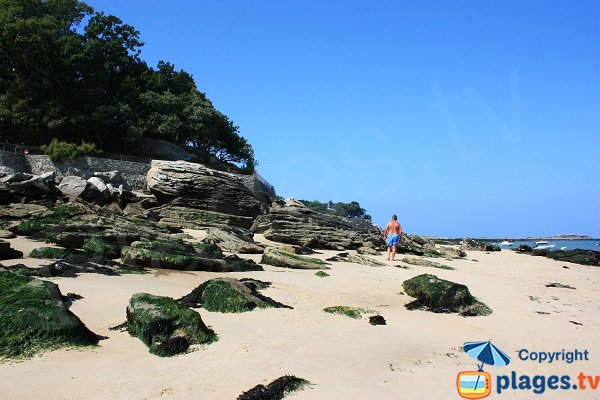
[0,271,98,359]
[315,271,330,278]
[12,205,86,236]
[126,292,217,357]
[29,247,75,259]
[323,306,373,319]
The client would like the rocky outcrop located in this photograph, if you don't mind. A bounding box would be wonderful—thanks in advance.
[0,171,61,204]
[401,257,455,270]
[251,198,382,250]
[121,239,263,272]
[402,274,491,316]
[204,227,264,254]
[461,238,501,252]
[178,278,292,312]
[147,204,257,230]
[0,240,23,260]
[126,292,217,356]
[261,247,329,270]
[0,271,98,358]
[237,376,309,400]
[395,234,466,258]
[147,160,263,217]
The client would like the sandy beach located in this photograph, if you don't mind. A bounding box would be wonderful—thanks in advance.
[1,232,599,400]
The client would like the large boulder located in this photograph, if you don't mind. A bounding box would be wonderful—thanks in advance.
[1,172,58,199]
[0,271,98,358]
[251,198,382,250]
[205,227,264,254]
[178,278,292,312]
[0,239,23,260]
[57,176,89,200]
[402,274,491,316]
[146,160,263,217]
[261,247,329,270]
[126,292,217,356]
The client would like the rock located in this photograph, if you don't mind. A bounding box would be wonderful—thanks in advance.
[146,205,257,230]
[401,257,455,270]
[402,274,492,316]
[57,176,89,200]
[369,315,387,325]
[11,204,87,236]
[278,244,314,255]
[516,244,532,252]
[87,176,109,193]
[236,376,309,400]
[251,198,382,250]
[146,160,263,217]
[545,282,576,289]
[0,172,34,183]
[261,247,329,270]
[0,230,16,239]
[4,174,54,198]
[346,253,386,267]
[120,243,263,272]
[357,246,380,256]
[0,271,98,358]
[93,170,125,186]
[205,227,264,254]
[0,166,15,178]
[461,238,501,252]
[0,203,47,220]
[178,277,292,312]
[530,249,600,266]
[0,239,23,260]
[126,292,217,356]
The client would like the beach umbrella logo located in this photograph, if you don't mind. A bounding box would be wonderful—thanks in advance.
[456,341,511,399]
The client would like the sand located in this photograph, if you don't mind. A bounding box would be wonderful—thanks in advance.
[1,233,599,399]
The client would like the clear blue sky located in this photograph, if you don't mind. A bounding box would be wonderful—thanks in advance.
[86,0,600,238]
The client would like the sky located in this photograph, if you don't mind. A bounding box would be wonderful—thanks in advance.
[86,0,600,238]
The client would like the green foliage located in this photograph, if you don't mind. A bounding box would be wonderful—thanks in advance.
[0,271,98,359]
[323,306,373,319]
[0,0,256,170]
[126,292,217,356]
[41,138,100,162]
[29,247,74,259]
[298,200,371,220]
[12,204,86,235]
[315,271,330,278]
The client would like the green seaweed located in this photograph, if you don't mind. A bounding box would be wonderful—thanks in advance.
[29,247,75,259]
[323,306,373,319]
[315,271,330,278]
[83,238,120,259]
[126,293,217,356]
[200,280,267,313]
[12,205,86,236]
[0,271,98,359]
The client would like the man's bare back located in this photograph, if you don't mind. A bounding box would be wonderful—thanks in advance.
[385,221,401,235]
[384,215,402,261]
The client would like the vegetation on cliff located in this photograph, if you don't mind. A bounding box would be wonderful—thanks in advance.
[0,0,255,170]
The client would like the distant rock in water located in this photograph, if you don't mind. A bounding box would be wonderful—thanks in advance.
[252,197,382,250]
[461,238,501,252]
[529,249,600,266]
[402,274,491,316]
[0,270,98,358]
[146,160,264,229]
[237,375,309,400]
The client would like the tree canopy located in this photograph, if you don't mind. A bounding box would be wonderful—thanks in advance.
[0,0,255,170]
[299,199,371,220]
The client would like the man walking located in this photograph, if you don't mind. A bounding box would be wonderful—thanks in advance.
[384,215,402,261]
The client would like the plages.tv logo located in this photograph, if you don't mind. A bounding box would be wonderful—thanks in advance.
[457,340,511,399]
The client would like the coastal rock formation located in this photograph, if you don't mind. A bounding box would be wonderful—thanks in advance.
[357,246,381,256]
[0,172,61,204]
[146,160,263,217]
[251,198,382,250]
[401,257,455,270]
[121,240,263,272]
[205,227,264,254]
[146,204,257,230]
[126,292,217,356]
[178,278,292,312]
[530,248,600,266]
[346,253,386,267]
[461,238,501,252]
[0,271,98,358]
[261,247,329,270]
[402,274,491,316]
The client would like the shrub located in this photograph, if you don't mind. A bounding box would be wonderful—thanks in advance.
[42,138,100,162]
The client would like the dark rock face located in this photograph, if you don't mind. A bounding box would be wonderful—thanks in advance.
[251,198,382,250]
[147,160,263,217]
[369,315,387,325]
[236,375,309,400]
[0,271,98,358]
[178,277,292,312]
[402,274,491,316]
[0,240,23,260]
[530,249,600,266]
[126,292,217,356]
[0,172,62,204]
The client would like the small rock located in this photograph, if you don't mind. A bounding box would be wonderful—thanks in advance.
[369,315,387,325]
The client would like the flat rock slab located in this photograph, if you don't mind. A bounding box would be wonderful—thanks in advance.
[261,247,329,270]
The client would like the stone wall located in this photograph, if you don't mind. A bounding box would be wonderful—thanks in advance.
[0,150,150,190]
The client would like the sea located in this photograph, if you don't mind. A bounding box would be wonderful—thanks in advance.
[490,240,600,252]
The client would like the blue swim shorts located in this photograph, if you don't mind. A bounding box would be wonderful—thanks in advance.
[386,234,399,247]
